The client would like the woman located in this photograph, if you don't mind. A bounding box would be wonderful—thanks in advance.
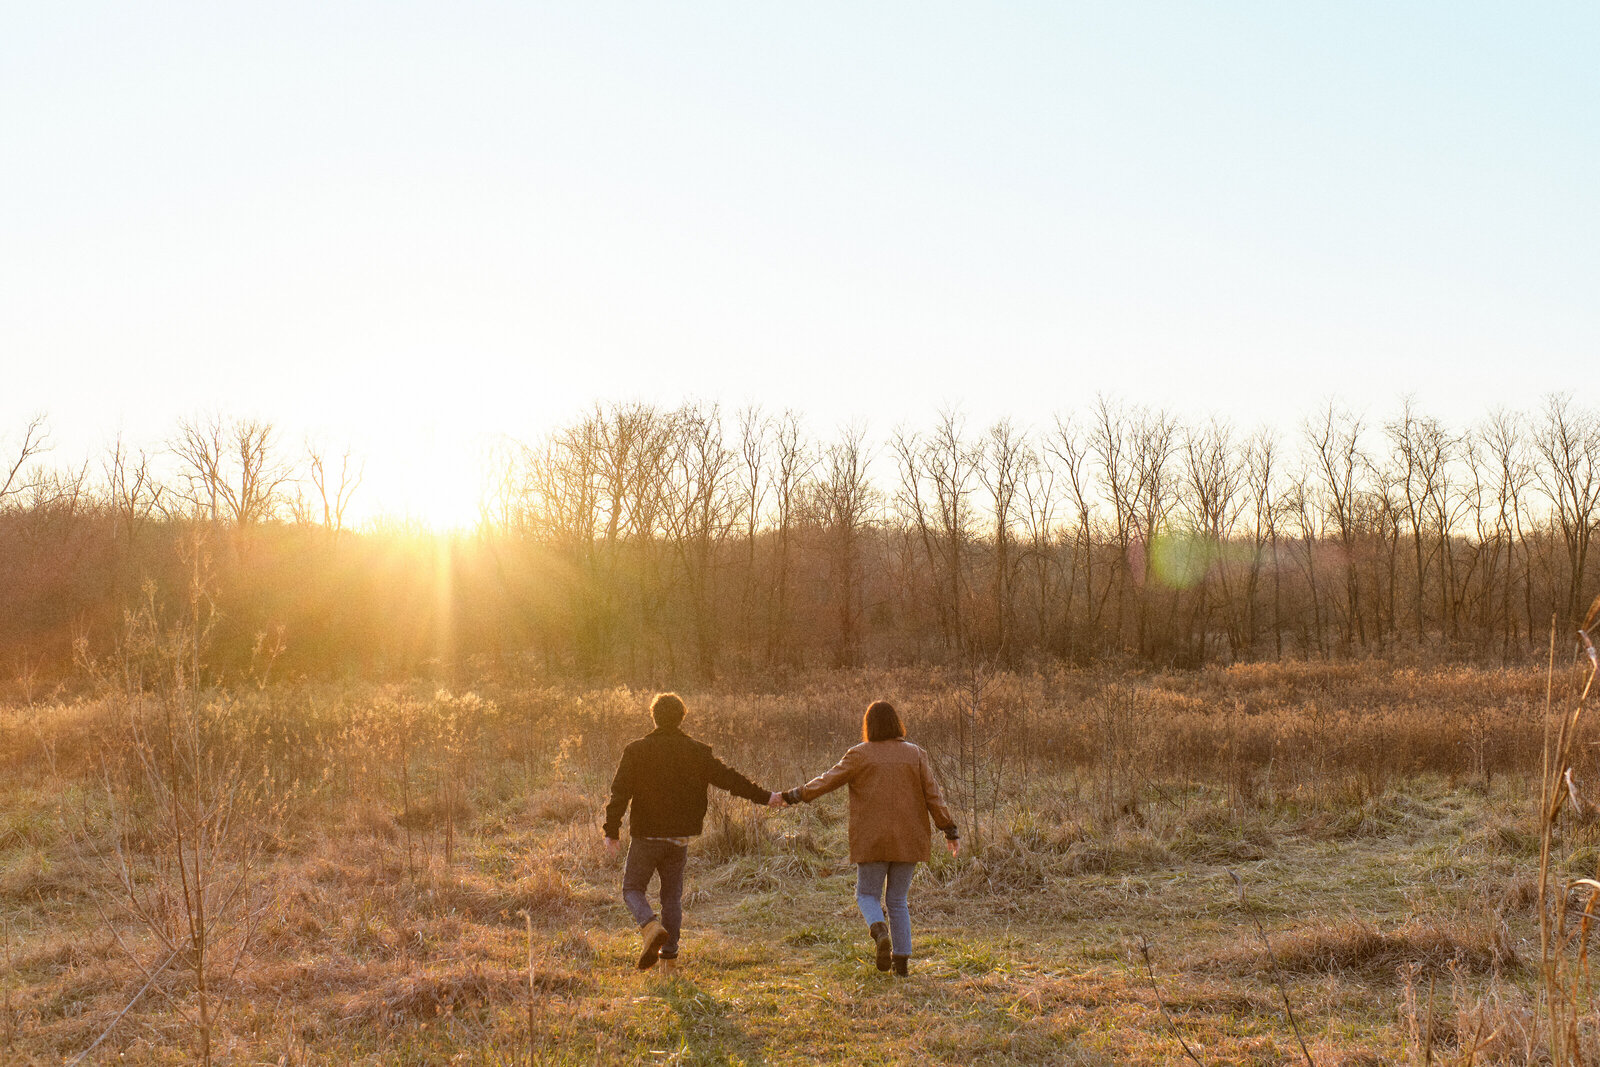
[782,700,959,976]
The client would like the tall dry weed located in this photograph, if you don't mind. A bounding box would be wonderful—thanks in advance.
[1526,597,1600,1065]
[70,547,284,1067]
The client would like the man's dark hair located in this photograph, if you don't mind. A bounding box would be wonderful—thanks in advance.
[651,692,687,728]
[862,700,905,742]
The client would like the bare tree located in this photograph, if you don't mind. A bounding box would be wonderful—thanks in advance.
[660,403,739,678]
[1478,409,1533,657]
[1428,426,1475,642]
[1460,425,1512,652]
[891,426,955,654]
[1128,408,1179,657]
[1305,403,1368,651]
[814,423,878,668]
[767,411,814,666]
[104,437,166,548]
[1532,393,1600,626]
[510,403,682,671]
[1385,398,1450,644]
[886,411,985,658]
[1017,435,1061,655]
[506,416,600,666]
[20,461,89,545]
[978,419,1026,663]
[1180,420,1247,661]
[1048,415,1102,656]
[1364,461,1403,652]
[0,414,50,510]
[928,411,981,656]
[1089,397,1145,651]
[171,416,295,527]
[307,443,364,535]
[1244,428,1283,658]
[735,405,771,652]
[1282,472,1328,659]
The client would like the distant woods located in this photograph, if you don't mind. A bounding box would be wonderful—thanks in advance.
[3,396,1599,690]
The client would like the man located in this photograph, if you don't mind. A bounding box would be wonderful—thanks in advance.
[602,692,782,973]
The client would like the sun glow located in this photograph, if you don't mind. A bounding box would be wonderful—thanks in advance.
[352,426,490,533]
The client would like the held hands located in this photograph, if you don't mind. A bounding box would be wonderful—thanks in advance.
[604,836,621,856]
[767,792,787,808]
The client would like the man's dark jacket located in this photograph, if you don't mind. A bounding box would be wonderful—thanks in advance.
[603,724,770,839]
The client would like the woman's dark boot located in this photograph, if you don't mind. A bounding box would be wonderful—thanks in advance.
[891,954,909,976]
[869,922,892,971]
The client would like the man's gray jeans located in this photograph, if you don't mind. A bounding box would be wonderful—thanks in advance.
[622,838,688,959]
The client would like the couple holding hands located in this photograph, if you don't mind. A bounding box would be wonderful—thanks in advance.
[602,693,959,977]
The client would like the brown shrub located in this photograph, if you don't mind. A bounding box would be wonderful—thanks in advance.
[528,781,591,823]
[1493,874,1539,914]
[551,930,593,963]
[931,828,1172,898]
[997,807,1089,855]
[394,793,474,832]
[1062,833,1172,876]
[695,804,777,864]
[11,935,106,978]
[349,801,399,842]
[1209,916,1513,979]
[427,867,582,923]
[337,962,587,1023]
[0,854,98,904]
[1170,806,1276,862]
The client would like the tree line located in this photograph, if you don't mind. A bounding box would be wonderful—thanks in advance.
[3,395,1598,690]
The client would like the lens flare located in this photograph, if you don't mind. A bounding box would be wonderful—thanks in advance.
[1149,534,1209,590]
[1146,533,1257,590]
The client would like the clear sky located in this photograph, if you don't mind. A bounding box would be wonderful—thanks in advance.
[4,3,1596,525]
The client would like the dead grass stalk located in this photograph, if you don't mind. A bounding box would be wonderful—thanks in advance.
[1228,868,1315,1067]
[1138,936,1206,1065]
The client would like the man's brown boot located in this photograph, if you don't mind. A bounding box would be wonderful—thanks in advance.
[869,922,892,972]
[891,954,909,977]
[637,920,669,970]
[658,957,678,976]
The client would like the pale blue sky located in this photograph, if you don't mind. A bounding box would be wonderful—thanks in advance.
[3,3,1596,523]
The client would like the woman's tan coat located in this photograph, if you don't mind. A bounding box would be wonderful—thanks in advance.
[797,739,957,863]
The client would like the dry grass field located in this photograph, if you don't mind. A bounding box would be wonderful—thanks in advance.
[2,662,1596,1064]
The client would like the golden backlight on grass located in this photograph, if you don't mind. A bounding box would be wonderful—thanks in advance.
[4,662,1590,1063]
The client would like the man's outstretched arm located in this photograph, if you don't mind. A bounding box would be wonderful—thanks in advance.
[705,752,772,805]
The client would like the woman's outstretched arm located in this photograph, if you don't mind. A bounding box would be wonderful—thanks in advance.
[782,745,864,805]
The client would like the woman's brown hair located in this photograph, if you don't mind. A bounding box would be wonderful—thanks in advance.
[862,700,905,742]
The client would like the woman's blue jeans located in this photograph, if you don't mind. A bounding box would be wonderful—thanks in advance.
[855,861,916,956]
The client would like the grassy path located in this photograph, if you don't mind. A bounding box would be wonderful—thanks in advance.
[3,770,1555,1064]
